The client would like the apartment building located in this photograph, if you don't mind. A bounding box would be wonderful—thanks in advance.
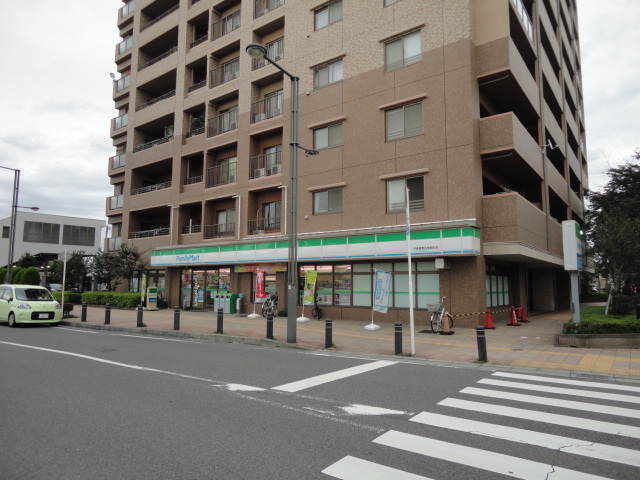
[108,0,587,324]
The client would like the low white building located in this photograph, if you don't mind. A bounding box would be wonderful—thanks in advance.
[0,212,106,270]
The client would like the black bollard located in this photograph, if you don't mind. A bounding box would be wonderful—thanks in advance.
[476,326,488,362]
[137,305,144,327]
[325,318,333,349]
[395,322,402,355]
[217,307,223,334]
[174,306,180,330]
[104,303,111,325]
[81,303,87,322]
[266,314,274,339]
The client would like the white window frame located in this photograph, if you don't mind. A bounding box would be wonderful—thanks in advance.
[384,30,421,72]
[386,176,424,212]
[313,123,343,150]
[313,188,343,214]
[314,59,343,89]
[315,1,343,30]
[385,102,422,141]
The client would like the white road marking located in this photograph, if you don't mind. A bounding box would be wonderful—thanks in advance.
[492,372,640,393]
[272,360,397,392]
[438,397,640,438]
[322,455,432,479]
[374,430,615,480]
[339,404,408,416]
[411,412,640,467]
[461,387,640,419]
[478,378,640,404]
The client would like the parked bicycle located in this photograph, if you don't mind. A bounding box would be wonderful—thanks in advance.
[429,295,453,333]
[312,293,323,320]
[261,292,278,317]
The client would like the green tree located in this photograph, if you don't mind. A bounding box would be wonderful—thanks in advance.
[90,243,147,291]
[0,268,6,283]
[16,252,38,269]
[21,266,42,286]
[584,149,640,293]
[11,267,24,284]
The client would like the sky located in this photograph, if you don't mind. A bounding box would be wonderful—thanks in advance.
[0,0,638,221]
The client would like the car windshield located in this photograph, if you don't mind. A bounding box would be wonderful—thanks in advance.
[15,288,54,301]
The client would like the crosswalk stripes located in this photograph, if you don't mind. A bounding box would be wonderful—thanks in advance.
[322,372,640,479]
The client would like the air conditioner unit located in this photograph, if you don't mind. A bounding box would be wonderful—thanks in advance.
[228,174,236,183]
[253,229,265,235]
[269,165,281,175]
[254,168,265,178]
[228,122,237,130]
[254,113,266,122]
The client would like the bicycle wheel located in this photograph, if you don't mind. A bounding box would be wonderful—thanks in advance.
[312,306,322,320]
[430,313,440,333]
[445,314,453,330]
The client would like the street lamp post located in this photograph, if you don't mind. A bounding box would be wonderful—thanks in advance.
[0,166,39,283]
[245,44,318,343]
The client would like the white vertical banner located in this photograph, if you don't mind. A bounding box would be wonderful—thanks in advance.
[373,270,391,313]
[405,185,416,356]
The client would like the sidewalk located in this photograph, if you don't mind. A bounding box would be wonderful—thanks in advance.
[62,305,640,381]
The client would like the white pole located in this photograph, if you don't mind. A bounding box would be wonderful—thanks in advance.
[405,187,415,356]
[61,249,68,316]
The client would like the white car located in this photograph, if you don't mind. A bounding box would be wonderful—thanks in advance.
[0,284,62,327]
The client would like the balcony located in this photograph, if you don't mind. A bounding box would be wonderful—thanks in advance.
[138,46,178,72]
[482,192,563,263]
[135,90,176,112]
[254,0,284,19]
[248,217,281,235]
[140,4,179,32]
[117,36,133,56]
[133,134,173,153]
[182,224,202,234]
[206,163,237,188]
[207,108,238,137]
[510,0,534,42]
[250,151,282,179]
[129,228,170,239]
[114,75,131,94]
[131,181,172,196]
[204,223,235,239]
[110,153,126,170]
[109,195,124,210]
[119,1,134,19]
[184,174,203,185]
[212,10,241,41]
[210,58,240,88]
[250,91,283,123]
[252,37,284,70]
[112,113,128,131]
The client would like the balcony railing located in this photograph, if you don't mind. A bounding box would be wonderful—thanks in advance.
[135,90,176,111]
[212,10,241,40]
[250,91,283,123]
[133,134,173,152]
[117,36,133,55]
[140,4,179,31]
[250,151,282,179]
[190,33,208,49]
[111,153,126,170]
[254,0,284,19]
[129,228,170,239]
[204,223,235,239]
[206,163,237,187]
[189,80,206,92]
[115,75,130,92]
[113,113,128,130]
[119,1,134,19]
[510,0,534,41]
[109,195,124,210]
[210,57,239,88]
[248,217,281,234]
[138,46,178,72]
[184,174,203,185]
[107,237,122,251]
[207,108,238,137]
[252,37,284,69]
[131,181,172,196]
[182,224,202,234]
[186,126,205,138]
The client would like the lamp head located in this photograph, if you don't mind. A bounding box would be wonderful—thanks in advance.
[246,43,268,59]
[302,148,319,156]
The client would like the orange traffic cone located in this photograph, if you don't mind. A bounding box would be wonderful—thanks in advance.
[518,305,529,323]
[485,308,496,329]
[507,306,522,326]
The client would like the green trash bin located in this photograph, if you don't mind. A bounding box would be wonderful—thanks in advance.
[229,293,237,314]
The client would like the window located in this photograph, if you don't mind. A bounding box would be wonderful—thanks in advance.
[314,123,343,149]
[315,1,343,30]
[387,176,424,212]
[314,189,343,214]
[486,265,510,307]
[216,208,236,234]
[385,102,422,141]
[385,30,421,72]
[263,201,281,229]
[265,90,283,118]
[384,0,401,5]
[23,221,60,244]
[63,225,96,247]
[264,145,282,173]
[2,226,9,239]
[314,59,343,89]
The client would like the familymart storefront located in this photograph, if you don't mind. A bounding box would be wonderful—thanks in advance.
[150,227,481,321]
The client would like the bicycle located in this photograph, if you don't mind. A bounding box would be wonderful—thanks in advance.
[429,295,453,333]
[261,292,278,317]
[311,293,322,320]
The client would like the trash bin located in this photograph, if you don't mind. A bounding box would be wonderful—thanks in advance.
[146,287,158,310]
[229,293,237,314]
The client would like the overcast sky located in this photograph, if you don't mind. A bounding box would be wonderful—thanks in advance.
[0,1,637,221]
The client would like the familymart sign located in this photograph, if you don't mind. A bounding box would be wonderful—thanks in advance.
[150,227,481,267]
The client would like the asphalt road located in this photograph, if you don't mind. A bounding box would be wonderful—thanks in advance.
[1,324,639,479]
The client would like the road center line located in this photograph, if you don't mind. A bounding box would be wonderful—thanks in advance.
[272,360,397,392]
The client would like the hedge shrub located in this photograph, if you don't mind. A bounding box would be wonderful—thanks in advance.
[609,295,638,316]
[81,291,143,308]
[51,291,83,303]
[562,306,640,334]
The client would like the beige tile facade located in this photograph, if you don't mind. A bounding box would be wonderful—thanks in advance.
[108,0,587,325]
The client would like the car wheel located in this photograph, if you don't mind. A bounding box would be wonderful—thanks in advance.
[8,312,17,328]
